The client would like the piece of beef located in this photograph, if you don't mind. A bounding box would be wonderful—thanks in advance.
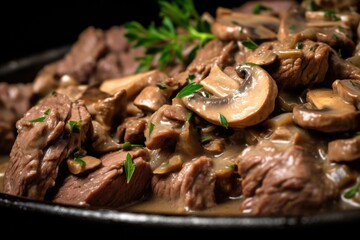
[0,82,34,154]
[91,121,121,154]
[249,39,331,89]
[0,82,34,118]
[93,89,127,131]
[56,27,107,84]
[0,110,16,154]
[187,40,236,81]
[237,145,336,215]
[152,156,216,211]
[116,117,147,144]
[3,93,92,200]
[145,103,189,150]
[52,149,152,207]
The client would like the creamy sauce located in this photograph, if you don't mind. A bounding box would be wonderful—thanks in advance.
[126,196,244,215]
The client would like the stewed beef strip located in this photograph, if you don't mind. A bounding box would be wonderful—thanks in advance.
[152,156,216,211]
[237,145,336,215]
[3,93,92,200]
[52,149,151,207]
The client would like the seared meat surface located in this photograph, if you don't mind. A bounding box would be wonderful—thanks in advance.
[2,0,360,215]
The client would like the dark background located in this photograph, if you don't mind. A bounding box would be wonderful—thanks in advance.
[0,0,244,65]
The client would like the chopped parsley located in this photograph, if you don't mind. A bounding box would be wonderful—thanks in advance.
[149,122,155,135]
[69,120,82,133]
[157,82,168,90]
[295,42,303,50]
[186,73,196,82]
[74,156,86,167]
[241,38,258,50]
[288,24,297,32]
[44,108,51,115]
[344,183,360,199]
[324,10,340,21]
[176,82,203,98]
[309,0,319,11]
[122,142,143,151]
[29,116,46,123]
[201,91,209,98]
[186,112,193,122]
[29,108,52,123]
[252,3,272,15]
[227,164,236,169]
[124,153,136,184]
[219,113,228,129]
[201,136,213,143]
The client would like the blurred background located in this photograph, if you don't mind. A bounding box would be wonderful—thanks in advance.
[0,0,247,65]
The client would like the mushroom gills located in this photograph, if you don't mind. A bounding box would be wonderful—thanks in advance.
[181,64,278,128]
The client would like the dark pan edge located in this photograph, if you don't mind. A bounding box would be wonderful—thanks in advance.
[1,192,360,229]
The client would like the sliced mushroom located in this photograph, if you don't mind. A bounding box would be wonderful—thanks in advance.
[99,70,168,98]
[328,136,360,162]
[293,89,360,132]
[182,64,278,128]
[212,7,280,41]
[67,156,101,175]
[153,155,183,175]
[200,65,241,97]
[332,79,360,109]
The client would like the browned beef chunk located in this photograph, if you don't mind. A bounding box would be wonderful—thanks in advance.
[152,156,216,211]
[237,145,336,215]
[56,27,107,84]
[3,93,92,200]
[145,103,190,150]
[249,39,331,89]
[187,40,236,81]
[0,83,34,118]
[52,149,151,207]
[0,83,34,154]
[117,117,147,144]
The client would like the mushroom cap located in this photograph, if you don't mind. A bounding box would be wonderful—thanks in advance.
[293,89,360,132]
[332,79,360,110]
[328,136,360,162]
[181,64,278,128]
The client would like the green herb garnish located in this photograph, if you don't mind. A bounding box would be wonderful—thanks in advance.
[186,112,193,122]
[29,116,46,123]
[176,82,203,98]
[69,120,82,133]
[29,108,52,123]
[310,0,319,11]
[227,164,236,169]
[157,82,168,90]
[122,142,143,151]
[124,153,136,184]
[74,156,86,167]
[241,38,258,50]
[201,136,213,143]
[244,62,258,67]
[295,42,303,49]
[201,91,209,98]
[288,24,297,31]
[124,0,215,72]
[324,10,340,21]
[187,73,196,82]
[149,122,155,135]
[252,3,272,14]
[219,113,228,129]
[344,183,360,199]
[44,108,51,115]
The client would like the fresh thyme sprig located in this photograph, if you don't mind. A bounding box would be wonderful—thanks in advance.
[124,0,215,72]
